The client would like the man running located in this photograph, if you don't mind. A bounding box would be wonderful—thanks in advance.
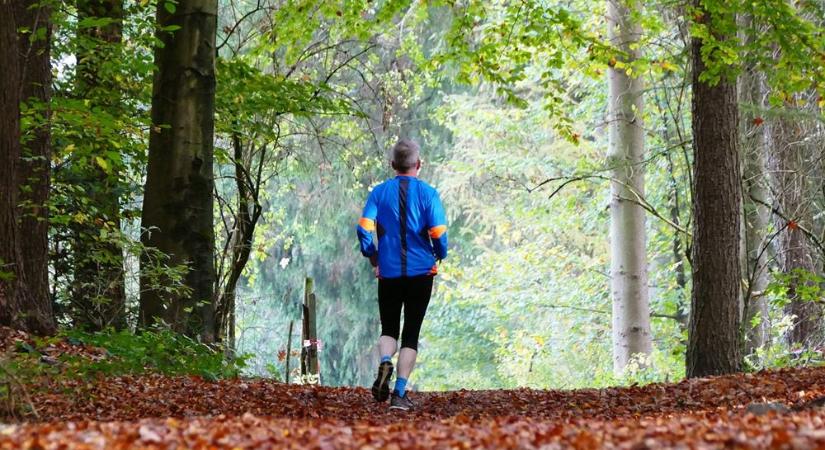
[356,138,448,411]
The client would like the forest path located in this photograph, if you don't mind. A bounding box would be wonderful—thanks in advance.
[3,366,825,448]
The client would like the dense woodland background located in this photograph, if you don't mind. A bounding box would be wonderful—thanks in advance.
[3,0,825,393]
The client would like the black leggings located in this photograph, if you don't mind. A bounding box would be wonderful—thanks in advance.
[378,275,433,351]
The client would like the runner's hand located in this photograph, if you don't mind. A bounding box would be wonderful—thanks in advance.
[369,254,379,278]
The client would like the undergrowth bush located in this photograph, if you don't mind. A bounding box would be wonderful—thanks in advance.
[6,328,250,382]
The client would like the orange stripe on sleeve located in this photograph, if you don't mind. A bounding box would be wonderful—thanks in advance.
[429,225,447,239]
[358,217,376,231]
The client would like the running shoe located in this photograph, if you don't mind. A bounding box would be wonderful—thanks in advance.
[371,361,394,402]
[389,392,415,411]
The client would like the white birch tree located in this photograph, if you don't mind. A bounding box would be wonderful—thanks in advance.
[606,0,652,374]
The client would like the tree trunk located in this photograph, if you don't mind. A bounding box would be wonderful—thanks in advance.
[741,134,771,353]
[0,1,56,335]
[686,2,742,377]
[606,0,652,374]
[764,99,822,347]
[17,0,52,319]
[739,61,770,354]
[71,0,127,331]
[668,155,689,328]
[215,136,262,346]
[140,0,218,342]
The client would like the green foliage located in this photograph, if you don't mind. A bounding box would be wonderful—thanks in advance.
[744,314,825,372]
[427,0,604,141]
[691,0,825,104]
[47,0,161,326]
[264,362,283,381]
[0,259,14,283]
[68,329,249,379]
[766,268,825,309]
[742,268,825,372]
[6,329,249,382]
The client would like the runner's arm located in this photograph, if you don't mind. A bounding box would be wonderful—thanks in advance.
[427,191,448,260]
[356,189,378,258]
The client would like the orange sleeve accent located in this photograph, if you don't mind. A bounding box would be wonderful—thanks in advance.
[429,225,447,239]
[358,217,376,231]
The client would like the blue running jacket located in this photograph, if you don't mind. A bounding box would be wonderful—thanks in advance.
[356,176,448,278]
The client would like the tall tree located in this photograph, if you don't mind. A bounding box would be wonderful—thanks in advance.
[71,0,128,330]
[214,134,263,347]
[739,99,771,354]
[0,0,56,335]
[764,96,822,347]
[606,0,652,374]
[686,0,742,377]
[738,17,770,354]
[18,0,53,319]
[140,0,218,341]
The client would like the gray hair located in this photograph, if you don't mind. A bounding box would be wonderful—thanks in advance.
[391,138,420,172]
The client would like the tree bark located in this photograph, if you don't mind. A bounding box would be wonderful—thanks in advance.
[0,1,56,335]
[686,3,742,377]
[668,155,689,328]
[607,0,652,374]
[17,0,52,319]
[739,61,770,354]
[71,0,127,331]
[140,0,218,341]
[764,98,822,347]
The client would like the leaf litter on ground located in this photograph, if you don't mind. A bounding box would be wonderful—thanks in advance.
[4,326,825,448]
[1,367,825,448]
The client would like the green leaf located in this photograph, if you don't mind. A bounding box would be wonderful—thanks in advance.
[15,341,37,354]
[95,156,110,172]
[77,17,116,29]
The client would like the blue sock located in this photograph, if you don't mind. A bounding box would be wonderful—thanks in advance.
[381,355,392,364]
[394,377,408,397]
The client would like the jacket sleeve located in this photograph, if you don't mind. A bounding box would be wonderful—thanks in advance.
[427,190,448,260]
[356,189,378,258]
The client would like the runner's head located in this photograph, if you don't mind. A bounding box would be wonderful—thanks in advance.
[391,138,421,175]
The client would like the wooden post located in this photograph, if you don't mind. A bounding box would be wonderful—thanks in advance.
[300,277,319,382]
[285,320,293,384]
[307,281,319,378]
[300,292,308,377]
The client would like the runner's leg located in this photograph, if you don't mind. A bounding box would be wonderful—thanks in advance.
[373,278,403,402]
[395,276,434,386]
[396,349,416,381]
[379,336,397,359]
[378,277,402,356]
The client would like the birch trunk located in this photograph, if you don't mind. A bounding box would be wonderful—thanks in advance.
[140,0,218,341]
[607,0,652,374]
